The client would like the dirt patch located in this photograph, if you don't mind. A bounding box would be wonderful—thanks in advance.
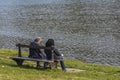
[66,68,85,73]
[58,67,85,73]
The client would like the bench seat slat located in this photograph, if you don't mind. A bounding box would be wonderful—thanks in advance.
[10,56,54,63]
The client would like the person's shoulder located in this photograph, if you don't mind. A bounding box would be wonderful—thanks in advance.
[30,41,35,44]
[30,41,36,45]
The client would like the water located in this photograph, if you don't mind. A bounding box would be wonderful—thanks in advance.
[0,0,120,66]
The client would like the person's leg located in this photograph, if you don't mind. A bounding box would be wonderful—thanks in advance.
[60,60,66,71]
[36,56,42,67]
[44,62,48,69]
[36,61,41,67]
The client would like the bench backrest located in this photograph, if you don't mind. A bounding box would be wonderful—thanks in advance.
[16,44,54,61]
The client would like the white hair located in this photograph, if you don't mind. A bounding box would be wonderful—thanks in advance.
[34,37,42,42]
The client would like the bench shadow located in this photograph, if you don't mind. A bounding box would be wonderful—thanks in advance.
[116,71,120,73]
[2,62,48,71]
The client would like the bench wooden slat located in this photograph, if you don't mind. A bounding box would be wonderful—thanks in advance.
[10,56,54,63]
[16,44,52,50]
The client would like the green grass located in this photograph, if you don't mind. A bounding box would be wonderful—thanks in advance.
[0,48,120,80]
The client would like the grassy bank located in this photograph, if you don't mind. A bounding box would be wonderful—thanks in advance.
[0,49,120,80]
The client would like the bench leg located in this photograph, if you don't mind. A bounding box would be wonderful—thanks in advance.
[46,62,58,69]
[44,62,55,69]
[54,61,58,68]
[13,59,24,66]
[49,62,55,69]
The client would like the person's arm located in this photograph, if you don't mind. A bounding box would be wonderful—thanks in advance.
[54,49,62,56]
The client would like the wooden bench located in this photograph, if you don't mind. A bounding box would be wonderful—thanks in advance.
[10,44,59,69]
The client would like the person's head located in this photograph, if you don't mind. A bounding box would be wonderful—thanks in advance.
[46,39,54,47]
[34,37,42,44]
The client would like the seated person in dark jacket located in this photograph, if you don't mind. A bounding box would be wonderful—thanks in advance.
[44,39,66,71]
[29,37,45,67]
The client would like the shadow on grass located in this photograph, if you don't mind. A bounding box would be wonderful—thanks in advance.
[0,62,49,71]
[117,71,120,73]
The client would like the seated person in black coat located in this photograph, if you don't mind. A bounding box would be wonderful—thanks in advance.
[29,37,45,67]
[44,39,66,71]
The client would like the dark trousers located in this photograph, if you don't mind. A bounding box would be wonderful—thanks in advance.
[36,61,40,66]
[60,60,66,70]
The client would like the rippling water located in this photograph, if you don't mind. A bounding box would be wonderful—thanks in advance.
[0,0,120,66]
